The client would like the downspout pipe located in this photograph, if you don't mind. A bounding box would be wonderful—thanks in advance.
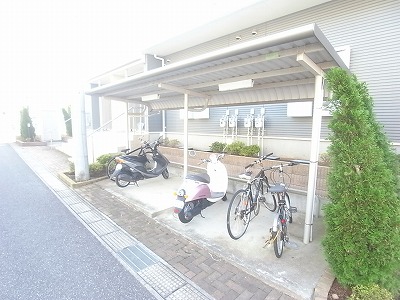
[153,54,165,67]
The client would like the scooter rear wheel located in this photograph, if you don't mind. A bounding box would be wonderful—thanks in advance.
[162,169,169,179]
[178,202,194,223]
[116,172,130,188]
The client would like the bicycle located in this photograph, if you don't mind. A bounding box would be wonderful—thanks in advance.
[264,162,299,258]
[227,153,280,239]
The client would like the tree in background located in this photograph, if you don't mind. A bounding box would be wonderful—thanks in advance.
[62,106,72,136]
[322,68,400,295]
[20,107,36,141]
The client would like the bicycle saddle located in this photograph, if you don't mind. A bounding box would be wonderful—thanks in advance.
[269,184,286,193]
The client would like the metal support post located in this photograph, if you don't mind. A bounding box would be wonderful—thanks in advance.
[72,92,89,182]
[303,75,324,244]
[183,94,189,177]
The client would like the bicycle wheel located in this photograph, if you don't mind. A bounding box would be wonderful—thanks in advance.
[259,179,276,212]
[227,190,251,240]
[107,156,117,179]
[273,216,284,258]
[284,192,293,223]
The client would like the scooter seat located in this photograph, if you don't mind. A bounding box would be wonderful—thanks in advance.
[123,155,148,163]
[185,173,210,184]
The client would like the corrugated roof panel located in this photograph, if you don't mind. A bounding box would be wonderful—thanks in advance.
[86,24,347,111]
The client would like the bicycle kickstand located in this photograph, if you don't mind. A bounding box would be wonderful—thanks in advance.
[263,228,274,248]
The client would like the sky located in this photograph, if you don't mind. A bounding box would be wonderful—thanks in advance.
[0,0,261,111]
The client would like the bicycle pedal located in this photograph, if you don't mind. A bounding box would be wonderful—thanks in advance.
[289,206,297,213]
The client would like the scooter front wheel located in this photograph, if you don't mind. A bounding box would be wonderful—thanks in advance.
[178,202,194,223]
[162,169,169,179]
[116,173,130,188]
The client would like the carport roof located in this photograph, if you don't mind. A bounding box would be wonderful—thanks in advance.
[86,23,348,111]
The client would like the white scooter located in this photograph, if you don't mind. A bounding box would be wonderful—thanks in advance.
[174,151,228,223]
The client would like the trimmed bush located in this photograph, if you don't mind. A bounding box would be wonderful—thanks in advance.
[240,144,260,157]
[89,162,104,177]
[348,284,394,300]
[322,68,400,294]
[163,138,180,148]
[222,141,260,157]
[96,153,114,166]
[69,153,114,178]
[209,141,226,153]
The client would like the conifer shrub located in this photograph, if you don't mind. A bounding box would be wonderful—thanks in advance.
[62,106,72,136]
[20,107,36,141]
[322,68,400,295]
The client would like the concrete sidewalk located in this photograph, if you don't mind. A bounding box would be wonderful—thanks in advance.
[12,143,333,300]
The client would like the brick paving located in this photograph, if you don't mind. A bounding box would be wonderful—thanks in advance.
[13,144,298,300]
[78,184,291,300]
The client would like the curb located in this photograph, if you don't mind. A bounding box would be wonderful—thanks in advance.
[313,268,335,300]
[57,172,108,188]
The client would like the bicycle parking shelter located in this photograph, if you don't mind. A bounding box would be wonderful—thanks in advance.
[81,23,349,244]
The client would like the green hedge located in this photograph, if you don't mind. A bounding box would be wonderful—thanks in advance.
[210,141,260,157]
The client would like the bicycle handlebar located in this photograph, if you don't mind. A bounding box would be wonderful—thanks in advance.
[198,152,225,165]
[244,154,299,171]
[244,152,274,169]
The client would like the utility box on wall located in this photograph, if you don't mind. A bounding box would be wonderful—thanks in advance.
[287,102,313,117]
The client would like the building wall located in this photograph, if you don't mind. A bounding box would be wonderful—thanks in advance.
[162,0,400,158]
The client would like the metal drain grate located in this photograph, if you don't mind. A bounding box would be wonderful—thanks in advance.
[69,202,91,214]
[101,230,136,252]
[89,219,119,236]
[138,263,186,298]
[118,244,158,272]
[167,284,211,300]
[79,210,104,224]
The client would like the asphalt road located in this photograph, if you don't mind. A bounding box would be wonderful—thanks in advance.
[0,144,156,300]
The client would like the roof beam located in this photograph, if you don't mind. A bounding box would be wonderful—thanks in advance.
[158,83,210,99]
[296,52,324,76]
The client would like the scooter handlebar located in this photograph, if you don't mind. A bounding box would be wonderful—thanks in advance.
[198,159,209,165]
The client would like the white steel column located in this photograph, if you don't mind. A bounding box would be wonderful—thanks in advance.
[296,53,325,244]
[303,74,324,244]
[157,83,208,178]
[126,102,130,148]
[72,92,89,181]
[183,94,189,177]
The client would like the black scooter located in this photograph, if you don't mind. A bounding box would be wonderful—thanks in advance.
[111,136,170,188]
